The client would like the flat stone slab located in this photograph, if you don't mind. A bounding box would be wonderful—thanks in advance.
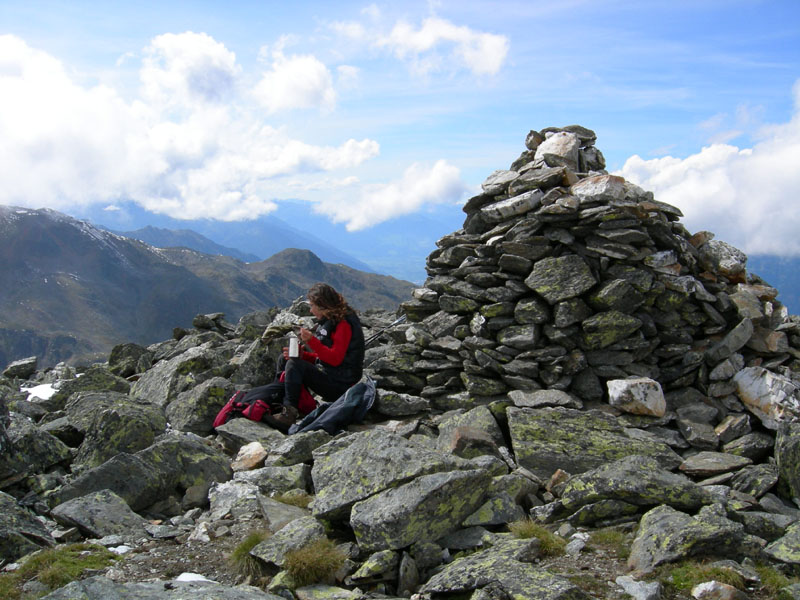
[678,451,752,477]
[508,407,682,480]
[420,536,590,599]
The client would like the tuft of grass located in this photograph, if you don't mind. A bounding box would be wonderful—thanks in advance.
[228,530,271,581]
[588,527,631,559]
[661,560,745,594]
[756,563,800,597]
[284,537,346,588]
[0,543,119,598]
[273,492,313,509]
[508,518,566,557]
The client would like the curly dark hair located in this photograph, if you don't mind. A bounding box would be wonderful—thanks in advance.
[307,283,354,322]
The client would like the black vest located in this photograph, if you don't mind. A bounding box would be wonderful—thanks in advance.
[315,312,365,385]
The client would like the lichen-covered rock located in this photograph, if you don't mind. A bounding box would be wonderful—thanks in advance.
[214,418,287,455]
[374,391,430,417]
[108,342,151,378]
[3,356,37,379]
[628,504,748,573]
[462,491,525,527]
[1,413,72,478]
[51,488,149,539]
[560,455,712,514]
[699,239,747,279]
[0,490,54,562]
[49,365,131,411]
[349,549,399,582]
[350,469,491,552]
[508,407,682,480]
[525,255,597,304]
[436,405,505,451]
[581,310,643,350]
[53,434,232,511]
[481,190,544,223]
[264,430,331,467]
[234,464,311,495]
[420,535,590,599]
[776,421,800,503]
[311,430,463,520]
[41,575,280,599]
[250,515,325,568]
[678,452,752,478]
[72,398,167,473]
[130,346,222,408]
[166,376,234,435]
[258,495,310,533]
[765,522,800,565]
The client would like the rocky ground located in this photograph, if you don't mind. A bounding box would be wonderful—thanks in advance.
[103,516,784,600]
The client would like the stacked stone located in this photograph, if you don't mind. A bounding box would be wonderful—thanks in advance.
[373,126,800,431]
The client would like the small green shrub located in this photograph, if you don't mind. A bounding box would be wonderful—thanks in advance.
[0,543,119,598]
[508,518,566,556]
[588,527,631,559]
[284,537,345,587]
[228,530,271,580]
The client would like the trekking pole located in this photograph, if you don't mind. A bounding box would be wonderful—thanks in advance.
[364,314,407,348]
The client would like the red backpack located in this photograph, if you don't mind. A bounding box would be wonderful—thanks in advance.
[212,380,315,429]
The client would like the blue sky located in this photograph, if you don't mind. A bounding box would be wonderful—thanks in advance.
[1,0,799,281]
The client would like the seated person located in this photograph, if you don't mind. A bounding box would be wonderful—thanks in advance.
[270,283,365,428]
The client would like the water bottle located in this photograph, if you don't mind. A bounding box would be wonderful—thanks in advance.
[288,332,299,358]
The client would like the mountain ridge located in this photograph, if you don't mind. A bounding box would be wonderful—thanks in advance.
[0,206,413,368]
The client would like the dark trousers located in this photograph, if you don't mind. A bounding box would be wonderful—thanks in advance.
[276,356,351,408]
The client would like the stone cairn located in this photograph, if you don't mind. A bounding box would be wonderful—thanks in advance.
[369,124,800,433]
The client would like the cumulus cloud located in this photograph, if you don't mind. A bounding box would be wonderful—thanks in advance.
[333,15,509,76]
[0,34,378,222]
[141,32,240,108]
[313,159,467,231]
[254,43,337,113]
[617,80,800,256]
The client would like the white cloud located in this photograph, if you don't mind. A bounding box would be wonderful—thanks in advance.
[0,34,378,222]
[333,15,509,77]
[313,159,467,231]
[254,45,337,113]
[617,79,800,256]
[379,17,509,76]
[141,32,240,108]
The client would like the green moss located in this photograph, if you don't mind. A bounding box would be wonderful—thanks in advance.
[0,543,119,598]
[283,537,346,588]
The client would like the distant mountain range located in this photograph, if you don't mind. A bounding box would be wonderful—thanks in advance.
[0,205,414,368]
[111,226,261,263]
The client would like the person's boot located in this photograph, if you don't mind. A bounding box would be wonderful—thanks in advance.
[263,404,299,433]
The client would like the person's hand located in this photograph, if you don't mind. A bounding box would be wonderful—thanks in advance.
[299,327,313,343]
